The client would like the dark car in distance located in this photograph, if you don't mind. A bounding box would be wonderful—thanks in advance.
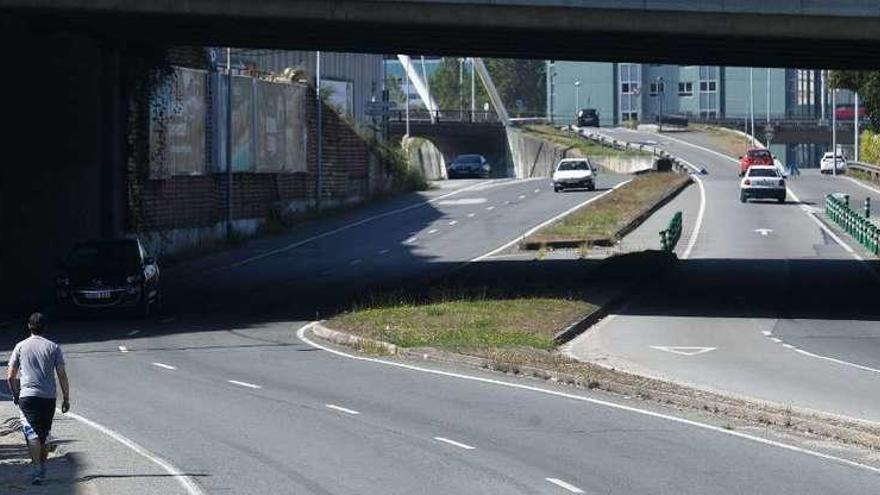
[576,108,600,127]
[448,154,491,178]
[56,238,161,317]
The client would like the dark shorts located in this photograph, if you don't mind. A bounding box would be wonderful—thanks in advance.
[19,397,56,443]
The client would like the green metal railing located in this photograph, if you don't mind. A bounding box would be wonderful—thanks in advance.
[659,211,683,252]
[826,194,879,255]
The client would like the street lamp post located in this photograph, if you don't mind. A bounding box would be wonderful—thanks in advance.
[655,76,664,132]
[574,80,581,112]
[749,67,756,146]
[855,92,860,162]
[832,88,837,177]
[225,47,233,240]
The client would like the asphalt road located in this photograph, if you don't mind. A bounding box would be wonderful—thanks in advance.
[568,128,880,422]
[4,173,880,493]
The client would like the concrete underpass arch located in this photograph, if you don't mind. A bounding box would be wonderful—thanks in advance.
[390,122,512,179]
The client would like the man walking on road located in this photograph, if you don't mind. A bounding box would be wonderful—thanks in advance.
[6,312,71,485]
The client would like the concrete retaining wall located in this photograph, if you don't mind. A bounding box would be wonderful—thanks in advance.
[507,127,653,178]
[403,136,447,180]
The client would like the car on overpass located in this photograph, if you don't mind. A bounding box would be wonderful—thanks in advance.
[576,108,600,127]
[740,165,786,203]
[738,148,774,176]
[552,158,598,192]
[447,154,491,178]
[55,238,161,317]
[820,152,847,174]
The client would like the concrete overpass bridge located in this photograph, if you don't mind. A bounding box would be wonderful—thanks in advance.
[4,1,880,68]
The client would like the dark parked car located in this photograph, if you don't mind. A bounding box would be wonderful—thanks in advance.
[448,154,491,178]
[56,238,161,317]
[576,108,600,127]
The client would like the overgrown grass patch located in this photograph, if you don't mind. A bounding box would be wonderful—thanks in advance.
[330,297,596,351]
[527,172,689,245]
[689,124,751,158]
[522,125,650,159]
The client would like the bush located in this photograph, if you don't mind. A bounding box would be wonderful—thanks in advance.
[861,130,880,165]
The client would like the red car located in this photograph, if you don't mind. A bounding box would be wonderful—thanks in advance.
[739,148,774,176]
[835,105,867,121]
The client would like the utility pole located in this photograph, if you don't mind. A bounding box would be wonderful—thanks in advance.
[820,70,826,122]
[459,58,464,118]
[656,76,664,132]
[766,68,771,125]
[749,67,756,146]
[225,47,233,240]
[546,60,553,122]
[316,51,323,208]
[404,63,411,136]
[855,92,860,162]
[470,58,476,119]
[832,88,837,176]
[575,80,581,113]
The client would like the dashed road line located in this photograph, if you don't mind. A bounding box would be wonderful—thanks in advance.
[349,258,362,266]
[762,331,772,336]
[534,188,540,193]
[770,337,782,343]
[127,330,141,336]
[428,229,439,235]
[486,206,495,211]
[448,220,458,226]
[378,249,390,255]
[545,478,585,493]
[228,380,262,389]
[518,194,526,200]
[467,213,476,218]
[325,404,360,415]
[433,437,475,450]
[782,343,796,349]
[152,362,177,370]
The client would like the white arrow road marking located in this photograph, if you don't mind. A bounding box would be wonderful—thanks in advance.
[754,228,773,236]
[545,478,585,493]
[436,198,487,206]
[433,437,475,450]
[650,346,717,356]
[325,404,360,415]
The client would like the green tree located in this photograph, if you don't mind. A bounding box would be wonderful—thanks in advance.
[385,76,407,106]
[829,70,880,131]
[428,57,546,117]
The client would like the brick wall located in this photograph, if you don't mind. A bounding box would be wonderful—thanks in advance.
[137,84,381,232]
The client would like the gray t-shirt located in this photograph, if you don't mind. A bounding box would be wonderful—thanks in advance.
[9,335,65,399]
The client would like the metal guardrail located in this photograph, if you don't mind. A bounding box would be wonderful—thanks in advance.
[574,127,692,175]
[659,211,683,252]
[826,193,878,255]
[848,161,880,183]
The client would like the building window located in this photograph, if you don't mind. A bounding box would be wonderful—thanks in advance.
[622,112,639,121]
[796,69,815,106]
[678,82,693,96]
[621,82,631,94]
[649,81,665,96]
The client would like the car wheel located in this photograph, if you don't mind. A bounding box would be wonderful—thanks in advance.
[740,193,747,203]
[778,195,786,204]
[588,183,596,191]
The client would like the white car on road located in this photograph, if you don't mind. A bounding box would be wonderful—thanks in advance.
[819,152,847,174]
[552,158,597,192]
[740,166,786,203]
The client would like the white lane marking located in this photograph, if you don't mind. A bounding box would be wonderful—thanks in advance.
[486,206,495,211]
[378,249,390,255]
[843,175,880,196]
[297,323,880,476]
[754,228,773,236]
[152,362,177,370]
[159,317,177,324]
[762,331,773,336]
[127,330,140,336]
[65,411,205,495]
[205,180,496,273]
[469,180,631,264]
[436,198,488,206]
[793,348,880,375]
[405,236,418,244]
[518,194,526,200]
[650,346,716,356]
[771,338,783,343]
[782,344,796,349]
[319,269,334,277]
[428,229,439,235]
[448,220,458,226]
[467,213,476,218]
[534,188,541,193]
[433,437,476,450]
[118,346,129,353]
[349,259,362,266]
[325,404,360,415]
[504,200,512,205]
[545,478,585,494]
[228,380,262,389]
[681,173,706,260]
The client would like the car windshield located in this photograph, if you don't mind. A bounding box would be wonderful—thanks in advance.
[557,161,590,171]
[68,241,140,270]
[747,149,771,159]
[455,155,482,164]
[748,168,779,177]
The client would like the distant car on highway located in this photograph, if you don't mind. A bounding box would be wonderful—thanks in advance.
[739,148,774,176]
[819,152,847,174]
[447,154,491,178]
[835,104,867,121]
[576,108,600,127]
[552,158,597,192]
[55,238,161,317]
[740,165,786,203]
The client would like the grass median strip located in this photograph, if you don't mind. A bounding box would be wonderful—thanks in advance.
[524,172,690,248]
[330,297,596,351]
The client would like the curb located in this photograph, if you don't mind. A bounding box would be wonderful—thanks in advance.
[310,322,880,451]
